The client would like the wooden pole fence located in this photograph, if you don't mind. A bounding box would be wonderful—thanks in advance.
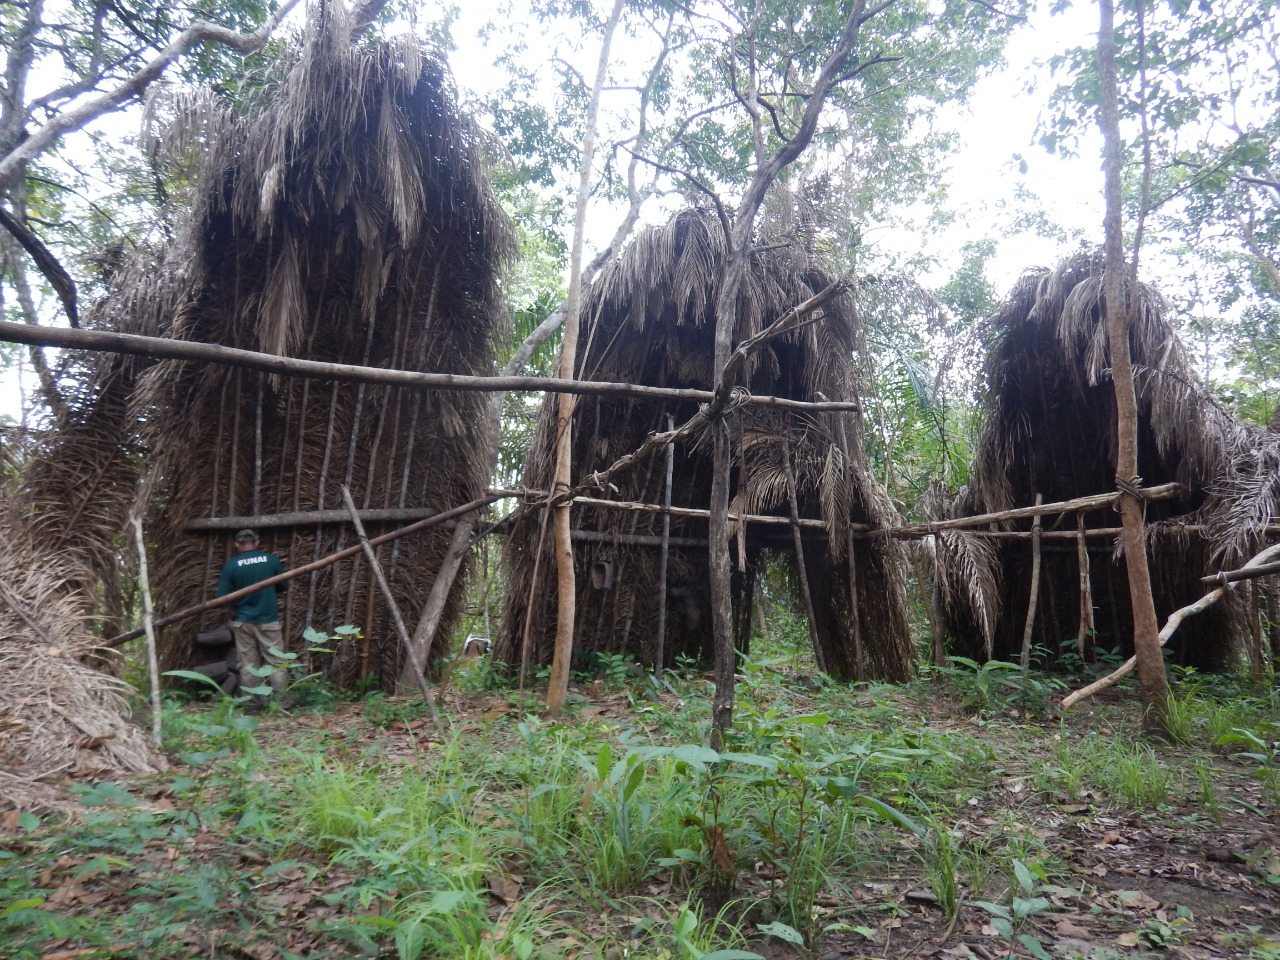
[0,320,858,413]
[104,493,507,647]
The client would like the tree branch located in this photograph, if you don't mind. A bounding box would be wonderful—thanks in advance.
[0,204,77,326]
[0,0,302,193]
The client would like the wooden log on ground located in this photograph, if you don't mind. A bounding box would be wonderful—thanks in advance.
[1063,542,1280,709]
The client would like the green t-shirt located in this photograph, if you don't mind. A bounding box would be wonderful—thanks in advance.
[217,549,288,624]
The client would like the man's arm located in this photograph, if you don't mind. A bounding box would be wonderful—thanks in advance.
[217,560,233,598]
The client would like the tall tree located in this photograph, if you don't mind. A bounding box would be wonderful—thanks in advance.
[1097,0,1172,732]
[1045,0,1280,420]
[546,0,625,718]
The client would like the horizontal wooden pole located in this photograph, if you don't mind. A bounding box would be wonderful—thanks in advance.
[956,524,1280,542]
[881,483,1186,539]
[105,492,509,647]
[1201,560,1280,586]
[0,321,859,413]
[571,529,707,549]
[571,495,849,531]
[185,508,459,531]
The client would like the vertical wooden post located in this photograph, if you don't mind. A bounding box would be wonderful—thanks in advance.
[129,514,162,746]
[1020,493,1044,671]
[1249,580,1265,682]
[253,372,264,517]
[849,527,867,678]
[1076,512,1094,661]
[341,485,441,730]
[655,415,675,678]
[518,504,552,693]
[781,441,826,674]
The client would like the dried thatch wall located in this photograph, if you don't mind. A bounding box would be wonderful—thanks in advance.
[21,9,513,688]
[930,256,1255,669]
[495,208,912,681]
[0,489,161,812]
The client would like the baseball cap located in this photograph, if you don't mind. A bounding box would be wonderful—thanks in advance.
[234,528,258,543]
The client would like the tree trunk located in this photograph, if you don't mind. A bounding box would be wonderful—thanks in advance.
[546,0,626,717]
[1098,0,1171,732]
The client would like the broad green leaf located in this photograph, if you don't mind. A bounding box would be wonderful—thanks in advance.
[395,918,426,960]
[860,795,925,837]
[1013,858,1035,894]
[1013,896,1052,919]
[163,669,227,694]
[596,743,611,783]
[672,744,720,766]
[972,900,1012,920]
[1019,933,1052,960]
[720,751,777,770]
[757,920,804,945]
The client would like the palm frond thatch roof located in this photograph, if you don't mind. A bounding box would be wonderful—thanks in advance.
[21,5,514,686]
[495,206,913,681]
[930,254,1262,668]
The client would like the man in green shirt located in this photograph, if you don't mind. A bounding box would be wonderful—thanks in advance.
[217,528,289,704]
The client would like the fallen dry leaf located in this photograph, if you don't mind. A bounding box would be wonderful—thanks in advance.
[1115,932,1141,947]
[1116,890,1161,911]
[488,874,522,903]
[1055,917,1092,938]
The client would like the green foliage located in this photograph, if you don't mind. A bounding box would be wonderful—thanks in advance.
[1219,722,1280,805]
[972,858,1056,960]
[1041,0,1280,414]
[937,657,1067,720]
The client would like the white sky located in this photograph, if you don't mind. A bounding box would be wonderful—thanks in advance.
[1,0,1109,421]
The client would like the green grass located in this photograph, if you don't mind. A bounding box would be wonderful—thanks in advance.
[4,658,1278,958]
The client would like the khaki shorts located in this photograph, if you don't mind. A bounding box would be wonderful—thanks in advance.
[231,620,288,696]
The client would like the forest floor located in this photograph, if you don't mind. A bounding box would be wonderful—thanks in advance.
[2,655,1279,960]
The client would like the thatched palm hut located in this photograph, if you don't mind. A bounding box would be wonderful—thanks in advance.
[929,255,1254,669]
[494,207,912,681]
[0,485,161,814]
[22,8,514,686]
